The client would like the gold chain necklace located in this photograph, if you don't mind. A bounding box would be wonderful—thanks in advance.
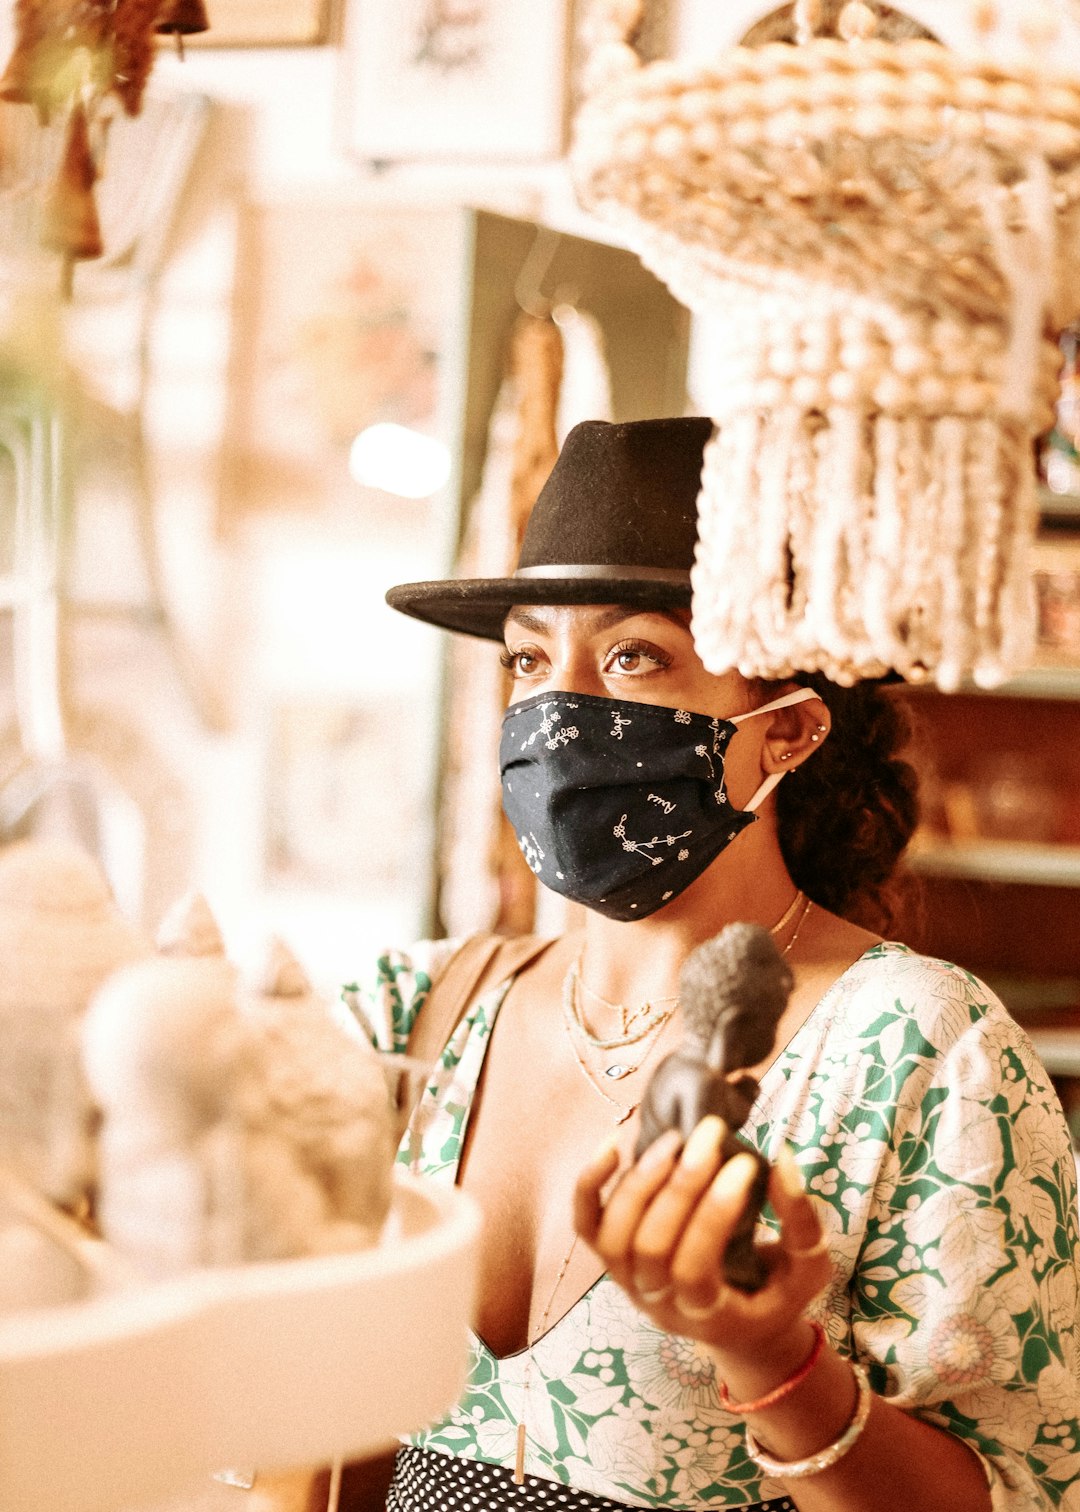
[561,988,662,1120]
[772,885,805,935]
[563,889,810,1099]
[780,892,813,956]
[515,1232,580,1484]
[572,888,804,1046]
[565,963,677,1052]
[574,966,679,1039]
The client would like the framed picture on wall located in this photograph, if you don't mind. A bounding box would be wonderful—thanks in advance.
[342,0,569,161]
[222,195,468,529]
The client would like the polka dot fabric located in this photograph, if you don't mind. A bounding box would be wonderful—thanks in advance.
[386,1447,796,1512]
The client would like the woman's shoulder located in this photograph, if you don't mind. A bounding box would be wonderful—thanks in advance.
[827,940,1027,1060]
[358,938,463,992]
[840,939,1000,997]
[779,942,1074,1179]
[337,937,463,1049]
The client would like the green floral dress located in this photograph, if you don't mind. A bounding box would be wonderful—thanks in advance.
[338,940,1080,1511]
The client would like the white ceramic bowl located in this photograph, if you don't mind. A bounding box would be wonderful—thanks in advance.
[0,1171,480,1512]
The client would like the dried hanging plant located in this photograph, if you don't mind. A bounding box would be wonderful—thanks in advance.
[0,0,210,283]
[113,0,173,115]
[41,97,103,289]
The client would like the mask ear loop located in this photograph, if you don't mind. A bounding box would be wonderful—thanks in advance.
[729,687,826,812]
[743,770,786,812]
[729,686,824,723]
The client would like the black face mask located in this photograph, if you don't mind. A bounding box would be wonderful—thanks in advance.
[499,687,820,921]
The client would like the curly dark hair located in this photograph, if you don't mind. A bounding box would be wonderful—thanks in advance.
[768,674,921,935]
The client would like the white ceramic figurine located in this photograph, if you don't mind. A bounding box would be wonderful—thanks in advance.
[82,909,394,1277]
[0,838,150,1309]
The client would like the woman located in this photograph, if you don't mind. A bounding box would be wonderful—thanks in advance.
[343,418,1080,1512]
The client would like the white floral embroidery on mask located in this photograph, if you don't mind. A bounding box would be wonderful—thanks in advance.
[547,726,579,750]
[694,743,716,780]
[517,831,545,874]
[613,814,692,863]
[522,699,580,752]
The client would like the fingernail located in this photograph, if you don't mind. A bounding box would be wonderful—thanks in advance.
[638,1128,682,1171]
[680,1115,725,1171]
[590,1131,620,1167]
[708,1151,759,1203]
[775,1143,806,1199]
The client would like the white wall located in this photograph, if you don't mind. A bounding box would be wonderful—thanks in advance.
[71,33,617,987]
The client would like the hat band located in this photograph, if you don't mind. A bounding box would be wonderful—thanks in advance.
[514,564,691,583]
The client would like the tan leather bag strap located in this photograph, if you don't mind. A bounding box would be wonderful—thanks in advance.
[407,932,553,1066]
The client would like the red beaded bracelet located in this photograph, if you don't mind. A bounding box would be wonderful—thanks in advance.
[718,1321,826,1415]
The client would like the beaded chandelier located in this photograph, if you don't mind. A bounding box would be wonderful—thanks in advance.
[572,0,1080,688]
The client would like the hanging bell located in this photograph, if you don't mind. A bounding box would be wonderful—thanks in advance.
[156,0,210,57]
[0,40,35,105]
[41,102,104,291]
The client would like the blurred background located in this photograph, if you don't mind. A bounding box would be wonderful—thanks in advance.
[0,0,1078,1127]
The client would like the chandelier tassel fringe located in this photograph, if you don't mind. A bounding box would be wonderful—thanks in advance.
[690,400,1038,691]
[572,7,1080,689]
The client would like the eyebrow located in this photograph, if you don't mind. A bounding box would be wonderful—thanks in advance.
[503,605,687,639]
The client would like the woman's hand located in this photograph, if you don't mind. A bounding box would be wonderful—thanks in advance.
[573,1115,832,1359]
[575,1116,995,1512]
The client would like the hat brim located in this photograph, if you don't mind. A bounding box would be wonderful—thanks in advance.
[386,576,694,641]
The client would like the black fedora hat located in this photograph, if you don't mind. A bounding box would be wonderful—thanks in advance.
[386,416,714,641]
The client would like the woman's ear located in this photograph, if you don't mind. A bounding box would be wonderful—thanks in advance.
[760,695,830,776]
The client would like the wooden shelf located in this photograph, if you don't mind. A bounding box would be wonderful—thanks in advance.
[986,975,1080,1016]
[1026,1029,1080,1078]
[907,840,1080,888]
[990,666,1080,699]
[895,660,1080,995]
[902,665,1080,700]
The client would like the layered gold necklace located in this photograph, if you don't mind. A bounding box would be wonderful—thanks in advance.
[560,888,811,1115]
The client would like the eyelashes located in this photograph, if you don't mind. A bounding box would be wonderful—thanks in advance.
[499,647,534,673]
[608,638,673,671]
[499,639,674,676]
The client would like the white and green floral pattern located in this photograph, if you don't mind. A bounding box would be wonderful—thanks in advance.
[338,941,1080,1511]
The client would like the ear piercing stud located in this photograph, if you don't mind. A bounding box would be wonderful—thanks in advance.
[784,722,825,759]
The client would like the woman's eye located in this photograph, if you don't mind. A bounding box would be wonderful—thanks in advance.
[500,647,541,677]
[606,640,671,675]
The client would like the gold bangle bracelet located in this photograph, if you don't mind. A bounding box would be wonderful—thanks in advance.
[744,1362,873,1480]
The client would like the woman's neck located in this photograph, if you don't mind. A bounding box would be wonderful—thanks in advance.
[576,825,802,1008]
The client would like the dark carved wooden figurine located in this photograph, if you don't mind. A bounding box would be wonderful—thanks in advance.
[635,922,793,1292]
